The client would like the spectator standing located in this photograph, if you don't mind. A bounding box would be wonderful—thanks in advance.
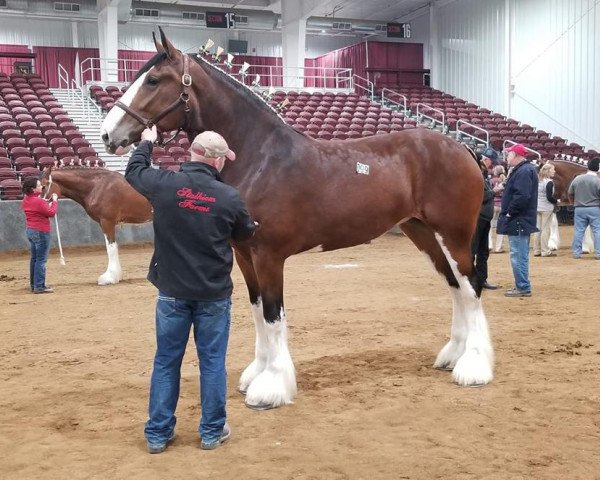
[472,148,500,289]
[533,163,558,257]
[21,177,58,294]
[490,164,506,253]
[497,144,539,297]
[125,126,257,454]
[567,157,600,259]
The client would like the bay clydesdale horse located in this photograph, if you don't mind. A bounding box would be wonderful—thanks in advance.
[100,28,493,410]
[40,166,152,285]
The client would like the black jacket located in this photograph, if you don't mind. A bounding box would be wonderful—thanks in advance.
[496,160,539,236]
[125,141,256,301]
[480,171,495,222]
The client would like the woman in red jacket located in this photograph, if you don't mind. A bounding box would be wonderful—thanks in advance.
[21,177,58,293]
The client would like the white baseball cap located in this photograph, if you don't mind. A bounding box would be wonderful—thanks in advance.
[190,131,236,161]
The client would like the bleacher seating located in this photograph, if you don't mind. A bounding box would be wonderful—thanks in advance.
[377,85,593,161]
[1,71,106,200]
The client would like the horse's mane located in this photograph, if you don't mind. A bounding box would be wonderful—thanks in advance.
[190,53,286,124]
[550,159,587,168]
[54,166,111,174]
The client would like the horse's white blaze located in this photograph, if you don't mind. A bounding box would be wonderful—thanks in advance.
[434,233,494,386]
[97,236,122,285]
[100,71,149,141]
[241,301,297,408]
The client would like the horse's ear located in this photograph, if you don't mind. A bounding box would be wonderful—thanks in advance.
[153,31,165,55]
[158,26,177,59]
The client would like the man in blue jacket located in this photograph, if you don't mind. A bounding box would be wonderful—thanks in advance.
[125,126,256,454]
[496,144,538,297]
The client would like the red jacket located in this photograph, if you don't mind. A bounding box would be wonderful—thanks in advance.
[21,194,58,233]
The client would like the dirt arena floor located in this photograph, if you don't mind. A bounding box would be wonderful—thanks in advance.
[1,225,599,480]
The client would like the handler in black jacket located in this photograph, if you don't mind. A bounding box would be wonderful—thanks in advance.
[496,144,538,297]
[125,126,256,454]
[472,147,500,290]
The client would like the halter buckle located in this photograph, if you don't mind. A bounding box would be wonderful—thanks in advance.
[182,73,192,87]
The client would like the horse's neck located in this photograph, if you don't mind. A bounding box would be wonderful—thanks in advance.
[54,172,94,204]
[196,62,312,183]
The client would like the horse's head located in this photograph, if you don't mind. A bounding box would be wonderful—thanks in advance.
[101,28,198,154]
[549,160,586,204]
[40,166,62,199]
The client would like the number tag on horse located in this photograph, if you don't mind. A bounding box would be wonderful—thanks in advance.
[356,162,370,175]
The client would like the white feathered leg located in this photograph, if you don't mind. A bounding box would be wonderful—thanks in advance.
[242,306,297,410]
[435,234,494,386]
[238,299,268,393]
[97,236,122,285]
[583,226,594,254]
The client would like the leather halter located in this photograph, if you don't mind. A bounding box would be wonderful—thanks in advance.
[114,54,192,146]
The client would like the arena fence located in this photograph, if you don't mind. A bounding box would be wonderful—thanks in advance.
[0,199,153,252]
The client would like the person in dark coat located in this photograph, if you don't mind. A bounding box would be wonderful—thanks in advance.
[472,147,500,289]
[125,126,257,454]
[496,144,539,297]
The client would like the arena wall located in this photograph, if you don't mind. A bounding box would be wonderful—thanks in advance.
[0,200,154,253]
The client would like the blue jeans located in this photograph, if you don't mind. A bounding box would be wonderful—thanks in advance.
[508,234,532,292]
[572,207,600,258]
[26,228,50,291]
[144,293,231,447]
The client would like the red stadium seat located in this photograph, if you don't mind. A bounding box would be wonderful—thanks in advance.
[55,147,76,160]
[0,178,23,200]
[0,168,18,181]
[14,157,36,170]
[37,157,57,169]
[19,166,41,179]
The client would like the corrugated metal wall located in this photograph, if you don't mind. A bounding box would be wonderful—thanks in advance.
[511,0,599,150]
[434,0,599,150]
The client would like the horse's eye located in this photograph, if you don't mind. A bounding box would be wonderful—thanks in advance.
[147,77,159,86]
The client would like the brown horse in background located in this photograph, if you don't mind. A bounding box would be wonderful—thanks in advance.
[548,159,586,203]
[41,167,152,284]
[547,159,595,252]
[100,28,493,410]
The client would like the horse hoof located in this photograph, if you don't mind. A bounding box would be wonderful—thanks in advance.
[245,401,277,411]
[457,382,486,388]
[435,365,454,372]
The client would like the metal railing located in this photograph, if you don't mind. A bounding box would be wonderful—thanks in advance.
[503,139,541,164]
[79,56,354,91]
[416,103,446,131]
[380,88,408,115]
[456,119,490,146]
[57,64,70,90]
[352,74,374,101]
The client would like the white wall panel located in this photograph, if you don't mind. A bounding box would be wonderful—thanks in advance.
[435,0,506,115]
[434,0,600,151]
[511,0,599,150]
[0,17,82,47]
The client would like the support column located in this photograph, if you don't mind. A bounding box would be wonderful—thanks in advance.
[97,0,119,82]
[429,4,440,89]
[504,0,512,117]
[281,0,307,89]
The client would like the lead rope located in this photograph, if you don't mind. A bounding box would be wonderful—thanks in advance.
[43,174,66,266]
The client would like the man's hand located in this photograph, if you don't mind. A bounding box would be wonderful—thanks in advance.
[51,193,58,202]
[141,126,158,144]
